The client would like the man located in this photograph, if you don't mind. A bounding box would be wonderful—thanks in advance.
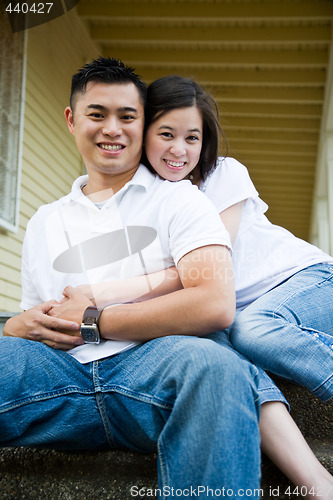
[3,57,260,497]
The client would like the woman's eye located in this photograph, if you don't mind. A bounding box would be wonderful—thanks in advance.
[187,135,199,142]
[160,132,173,138]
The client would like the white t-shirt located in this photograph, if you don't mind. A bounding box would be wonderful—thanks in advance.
[201,157,333,310]
[21,164,231,362]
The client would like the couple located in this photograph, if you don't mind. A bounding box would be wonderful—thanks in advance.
[3,57,333,497]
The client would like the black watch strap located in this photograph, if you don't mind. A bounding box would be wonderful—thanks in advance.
[82,306,102,327]
[80,306,103,344]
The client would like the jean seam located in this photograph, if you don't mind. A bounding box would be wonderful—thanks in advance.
[0,387,96,414]
[157,439,169,496]
[99,385,173,410]
[92,361,115,447]
[273,271,333,317]
[310,371,333,401]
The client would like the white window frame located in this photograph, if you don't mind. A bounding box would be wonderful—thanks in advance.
[0,19,26,233]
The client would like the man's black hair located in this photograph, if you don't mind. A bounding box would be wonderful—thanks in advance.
[70,56,147,109]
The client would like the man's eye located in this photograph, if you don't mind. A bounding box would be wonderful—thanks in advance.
[89,113,103,119]
[122,115,135,121]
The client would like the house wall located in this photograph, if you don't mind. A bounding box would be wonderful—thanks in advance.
[0,10,99,312]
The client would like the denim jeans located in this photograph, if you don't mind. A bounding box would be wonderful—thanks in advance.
[207,331,288,408]
[0,332,261,498]
[230,263,333,401]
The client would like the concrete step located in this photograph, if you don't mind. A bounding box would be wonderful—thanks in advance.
[261,440,333,499]
[271,376,332,441]
[0,447,157,500]
[0,439,332,499]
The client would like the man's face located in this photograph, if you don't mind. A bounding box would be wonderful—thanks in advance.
[65,82,144,181]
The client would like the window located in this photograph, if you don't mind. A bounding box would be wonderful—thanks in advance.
[0,14,25,232]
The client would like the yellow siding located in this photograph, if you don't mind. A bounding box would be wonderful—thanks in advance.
[0,10,99,312]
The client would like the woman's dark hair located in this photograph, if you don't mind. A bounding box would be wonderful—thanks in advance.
[70,56,147,110]
[143,75,227,180]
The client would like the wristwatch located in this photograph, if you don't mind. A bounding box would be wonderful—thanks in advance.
[80,306,102,344]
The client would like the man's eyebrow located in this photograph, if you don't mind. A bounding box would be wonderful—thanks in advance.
[86,105,138,113]
[119,106,138,113]
[87,104,107,111]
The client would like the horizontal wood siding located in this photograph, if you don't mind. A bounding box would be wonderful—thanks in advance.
[0,10,99,312]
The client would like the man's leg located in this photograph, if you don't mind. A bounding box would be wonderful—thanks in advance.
[0,335,261,497]
[95,334,261,497]
[0,337,110,449]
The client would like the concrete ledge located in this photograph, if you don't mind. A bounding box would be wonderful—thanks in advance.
[0,441,332,500]
[0,448,157,499]
[271,376,333,440]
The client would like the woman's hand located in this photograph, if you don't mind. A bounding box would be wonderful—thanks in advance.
[48,286,94,326]
[69,284,96,305]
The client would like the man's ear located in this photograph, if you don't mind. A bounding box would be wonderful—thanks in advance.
[64,107,75,135]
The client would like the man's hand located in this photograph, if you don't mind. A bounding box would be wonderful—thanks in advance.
[48,286,93,327]
[3,300,83,350]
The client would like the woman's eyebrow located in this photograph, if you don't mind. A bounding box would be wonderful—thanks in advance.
[158,125,174,131]
[158,125,201,133]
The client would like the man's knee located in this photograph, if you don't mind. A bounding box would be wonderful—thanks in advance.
[173,336,258,389]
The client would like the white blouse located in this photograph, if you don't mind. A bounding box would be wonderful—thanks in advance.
[200,157,333,310]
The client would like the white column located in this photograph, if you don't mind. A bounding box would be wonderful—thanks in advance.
[327,134,333,254]
[310,40,333,254]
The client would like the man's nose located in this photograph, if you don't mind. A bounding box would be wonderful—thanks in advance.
[102,117,122,136]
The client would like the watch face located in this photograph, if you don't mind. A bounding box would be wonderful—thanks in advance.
[81,325,100,344]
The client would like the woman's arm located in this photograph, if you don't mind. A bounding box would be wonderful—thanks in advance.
[219,200,245,246]
[74,201,245,308]
[48,244,235,344]
[73,266,183,308]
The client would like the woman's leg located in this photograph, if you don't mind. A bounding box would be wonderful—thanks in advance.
[230,263,333,400]
[260,402,333,499]
[222,329,333,497]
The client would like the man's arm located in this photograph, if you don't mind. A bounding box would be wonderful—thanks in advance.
[49,244,235,344]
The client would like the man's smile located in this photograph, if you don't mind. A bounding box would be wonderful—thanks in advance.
[99,143,125,152]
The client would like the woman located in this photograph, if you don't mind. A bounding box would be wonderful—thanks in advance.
[72,75,333,497]
[142,75,333,497]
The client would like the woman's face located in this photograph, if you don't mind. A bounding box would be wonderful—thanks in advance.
[144,106,203,182]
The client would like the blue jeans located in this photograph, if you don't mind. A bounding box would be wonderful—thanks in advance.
[0,332,261,498]
[207,331,288,408]
[230,263,333,401]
